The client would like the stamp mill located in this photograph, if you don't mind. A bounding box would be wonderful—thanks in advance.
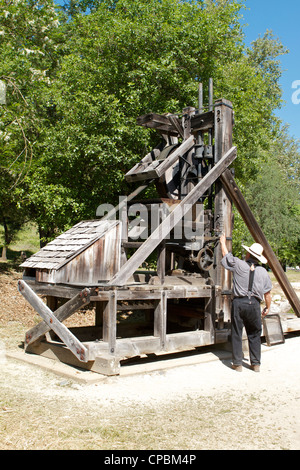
[18,81,300,375]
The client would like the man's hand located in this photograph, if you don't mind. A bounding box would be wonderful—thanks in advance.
[262,291,272,317]
[261,307,268,317]
[220,233,228,257]
[220,233,226,245]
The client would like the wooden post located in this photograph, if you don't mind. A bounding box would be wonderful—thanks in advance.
[109,146,237,286]
[221,169,300,317]
[204,286,216,342]
[102,290,117,354]
[95,301,104,327]
[214,98,234,324]
[157,241,166,284]
[154,291,167,350]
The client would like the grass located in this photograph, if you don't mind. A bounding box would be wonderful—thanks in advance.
[0,386,283,450]
[0,222,40,264]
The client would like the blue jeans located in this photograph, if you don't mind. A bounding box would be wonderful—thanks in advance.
[231,297,262,366]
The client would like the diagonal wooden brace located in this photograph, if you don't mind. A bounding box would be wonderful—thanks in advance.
[24,288,92,347]
[18,280,89,362]
[109,146,237,286]
[221,169,300,317]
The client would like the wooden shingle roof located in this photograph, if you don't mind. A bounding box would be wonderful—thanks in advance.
[21,220,118,271]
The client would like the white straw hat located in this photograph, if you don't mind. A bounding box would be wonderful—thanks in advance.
[242,243,268,264]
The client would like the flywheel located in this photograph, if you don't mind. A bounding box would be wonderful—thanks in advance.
[196,247,214,271]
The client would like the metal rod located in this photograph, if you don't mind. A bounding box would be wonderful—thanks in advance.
[198,82,203,114]
[208,78,213,112]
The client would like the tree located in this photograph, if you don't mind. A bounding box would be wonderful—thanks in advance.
[244,134,300,266]
[0,0,66,247]
[217,30,288,180]
[1,0,297,255]
[231,126,300,266]
[23,0,249,243]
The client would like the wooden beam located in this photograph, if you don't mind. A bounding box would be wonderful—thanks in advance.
[137,113,178,135]
[23,280,81,298]
[109,146,237,286]
[137,111,214,135]
[155,135,195,178]
[18,280,89,362]
[24,288,92,346]
[191,110,214,133]
[220,169,300,317]
[100,182,154,220]
[168,115,184,138]
[91,286,213,301]
[213,98,234,323]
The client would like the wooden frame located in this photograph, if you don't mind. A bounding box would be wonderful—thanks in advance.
[17,88,300,376]
[110,145,237,286]
[20,279,217,374]
[263,314,285,347]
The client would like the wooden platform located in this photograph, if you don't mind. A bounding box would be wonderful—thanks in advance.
[19,276,219,375]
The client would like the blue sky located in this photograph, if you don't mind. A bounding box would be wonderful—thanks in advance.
[241,0,300,142]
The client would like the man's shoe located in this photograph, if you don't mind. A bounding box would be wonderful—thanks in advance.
[251,365,260,372]
[232,364,242,372]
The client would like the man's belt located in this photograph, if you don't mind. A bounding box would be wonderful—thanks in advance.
[234,296,261,302]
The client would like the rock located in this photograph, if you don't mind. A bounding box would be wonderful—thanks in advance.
[270,300,291,314]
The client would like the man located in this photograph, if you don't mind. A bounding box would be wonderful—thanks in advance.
[220,234,272,372]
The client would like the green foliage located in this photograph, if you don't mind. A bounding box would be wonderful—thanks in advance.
[231,126,300,265]
[0,0,65,245]
[245,135,300,265]
[25,0,248,242]
[0,0,299,263]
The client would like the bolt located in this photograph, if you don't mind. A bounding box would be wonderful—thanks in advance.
[26,334,31,344]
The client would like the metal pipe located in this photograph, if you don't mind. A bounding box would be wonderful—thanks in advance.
[198,82,203,114]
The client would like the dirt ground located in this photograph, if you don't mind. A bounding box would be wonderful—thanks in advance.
[1,266,300,451]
